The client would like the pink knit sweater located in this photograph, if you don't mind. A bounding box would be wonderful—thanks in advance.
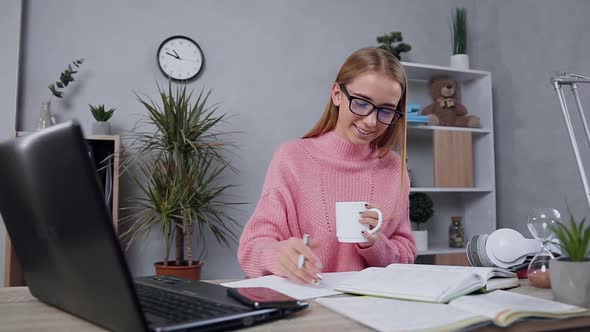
[238,131,416,278]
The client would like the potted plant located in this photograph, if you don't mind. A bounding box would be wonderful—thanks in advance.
[549,211,590,307]
[409,192,434,251]
[89,104,115,135]
[376,31,412,61]
[450,7,469,69]
[120,82,243,280]
[37,58,85,130]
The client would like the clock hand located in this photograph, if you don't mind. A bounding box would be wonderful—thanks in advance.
[165,51,180,59]
[173,50,180,58]
[179,58,200,63]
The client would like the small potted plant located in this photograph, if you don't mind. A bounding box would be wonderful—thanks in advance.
[376,31,412,61]
[549,211,590,307]
[89,104,115,135]
[37,58,85,130]
[409,192,434,251]
[450,7,469,69]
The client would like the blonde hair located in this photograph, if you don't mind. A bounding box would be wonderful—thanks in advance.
[303,47,410,217]
[303,47,408,161]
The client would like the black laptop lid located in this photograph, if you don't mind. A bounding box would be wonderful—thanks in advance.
[0,122,146,332]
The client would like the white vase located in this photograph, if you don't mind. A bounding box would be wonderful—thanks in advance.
[92,122,111,135]
[450,54,470,70]
[412,230,428,251]
[550,258,590,307]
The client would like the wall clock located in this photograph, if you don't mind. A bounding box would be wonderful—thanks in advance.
[157,35,204,81]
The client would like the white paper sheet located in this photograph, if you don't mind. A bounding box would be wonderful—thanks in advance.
[221,272,356,300]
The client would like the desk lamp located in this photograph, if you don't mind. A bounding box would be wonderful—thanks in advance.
[552,72,590,210]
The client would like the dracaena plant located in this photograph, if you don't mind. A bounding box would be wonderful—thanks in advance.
[89,104,115,122]
[48,58,85,101]
[550,210,590,261]
[120,82,244,266]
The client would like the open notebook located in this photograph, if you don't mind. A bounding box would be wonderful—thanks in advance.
[335,263,518,303]
[316,290,590,332]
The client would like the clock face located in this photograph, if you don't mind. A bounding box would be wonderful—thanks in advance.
[157,36,204,81]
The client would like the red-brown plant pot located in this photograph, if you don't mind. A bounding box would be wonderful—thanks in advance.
[154,261,204,280]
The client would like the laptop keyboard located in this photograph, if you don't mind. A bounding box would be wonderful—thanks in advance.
[135,283,249,323]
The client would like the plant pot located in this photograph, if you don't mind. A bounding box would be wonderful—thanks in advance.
[412,230,428,251]
[92,122,111,135]
[154,260,204,281]
[549,258,590,307]
[450,54,470,70]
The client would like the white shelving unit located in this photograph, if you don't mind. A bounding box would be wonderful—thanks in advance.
[402,62,496,256]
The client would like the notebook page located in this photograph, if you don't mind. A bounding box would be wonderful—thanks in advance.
[316,296,487,332]
[221,272,356,300]
[449,290,589,326]
[337,265,479,302]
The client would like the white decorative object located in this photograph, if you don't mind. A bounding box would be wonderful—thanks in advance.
[450,54,470,70]
[92,122,111,135]
[412,230,428,251]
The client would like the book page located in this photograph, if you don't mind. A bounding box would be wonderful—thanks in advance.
[337,265,482,303]
[316,296,488,332]
[221,272,356,300]
[449,290,589,326]
[386,263,515,280]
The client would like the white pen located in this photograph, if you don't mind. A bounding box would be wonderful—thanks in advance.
[297,233,310,269]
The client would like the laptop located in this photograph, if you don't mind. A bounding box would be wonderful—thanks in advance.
[0,121,306,331]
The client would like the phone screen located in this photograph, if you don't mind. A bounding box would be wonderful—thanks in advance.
[227,287,307,310]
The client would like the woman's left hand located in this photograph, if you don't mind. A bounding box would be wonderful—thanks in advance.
[358,202,382,248]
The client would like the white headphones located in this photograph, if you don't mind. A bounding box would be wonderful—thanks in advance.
[466,228,560,269]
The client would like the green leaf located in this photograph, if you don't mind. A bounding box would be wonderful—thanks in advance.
[48,58,84,100]
[121,81,243,262]
[549,210,590,261]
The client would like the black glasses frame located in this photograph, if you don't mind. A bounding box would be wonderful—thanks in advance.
[339,84,404,125]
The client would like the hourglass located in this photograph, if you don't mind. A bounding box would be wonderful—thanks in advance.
[526,208,560,288]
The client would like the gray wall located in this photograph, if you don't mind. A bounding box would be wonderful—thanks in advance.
[0,0,22,286]
[471,0,590,235]
[3,0,590,280]
[14,0,470,279]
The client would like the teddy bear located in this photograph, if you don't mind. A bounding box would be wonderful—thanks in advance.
[420,77,480,128]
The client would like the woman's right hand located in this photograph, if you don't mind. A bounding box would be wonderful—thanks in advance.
[276,237,323,285]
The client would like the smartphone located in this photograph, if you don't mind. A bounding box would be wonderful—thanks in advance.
[227,287,309,310]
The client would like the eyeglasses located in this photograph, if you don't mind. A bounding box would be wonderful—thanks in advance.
[339,84,404,125]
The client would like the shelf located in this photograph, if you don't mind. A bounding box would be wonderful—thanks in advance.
[408,125,491,134]
[402,61,490,83]
[16,131,119,141]
[417,245,466,256]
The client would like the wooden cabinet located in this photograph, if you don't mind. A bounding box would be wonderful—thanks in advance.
[4,134,120,287]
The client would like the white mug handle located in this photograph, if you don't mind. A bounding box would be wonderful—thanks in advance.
[366,208,383,234]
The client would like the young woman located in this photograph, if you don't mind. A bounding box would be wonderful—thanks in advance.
[238,47,416,284]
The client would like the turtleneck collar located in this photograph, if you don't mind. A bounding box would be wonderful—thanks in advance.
[311,131,376,161]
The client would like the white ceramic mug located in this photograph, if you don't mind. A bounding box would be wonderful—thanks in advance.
[336,202,383,243]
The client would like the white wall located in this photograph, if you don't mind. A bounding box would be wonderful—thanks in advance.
[0,0,22,286]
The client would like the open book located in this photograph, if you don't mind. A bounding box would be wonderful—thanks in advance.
[317,290,589,332]
[335,263,518,303]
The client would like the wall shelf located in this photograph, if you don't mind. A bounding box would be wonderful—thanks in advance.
[403,62,495,260]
